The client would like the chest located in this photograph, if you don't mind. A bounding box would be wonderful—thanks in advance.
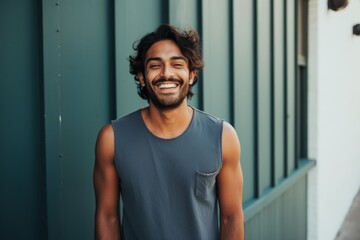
[116,133,221,200]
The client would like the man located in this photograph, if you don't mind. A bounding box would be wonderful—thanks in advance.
[94,24,244,240]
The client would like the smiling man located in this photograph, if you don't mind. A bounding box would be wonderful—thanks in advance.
[93,24,244,240]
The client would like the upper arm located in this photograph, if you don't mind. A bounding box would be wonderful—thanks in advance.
[93,123,120,218]
[217,121,244,218]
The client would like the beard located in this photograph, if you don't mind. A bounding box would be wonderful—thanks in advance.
[145,77,189,110]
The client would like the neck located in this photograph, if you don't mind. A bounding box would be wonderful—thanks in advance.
[142,100,193,139]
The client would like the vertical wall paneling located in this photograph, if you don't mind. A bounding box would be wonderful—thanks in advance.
[168,0,201,108]
[273,0,286,185]
[168,0,199,33]
[256,0,272,196]
[0,1,45,239]
[233,0,256,203]
[286,0,296,175]
[0,1,312,238]
[62,2,112,238]
[42,1,64,237]
[202,0,231,122]
[43,1,113,238]
[115,0,165,117]
[244,177,307,240]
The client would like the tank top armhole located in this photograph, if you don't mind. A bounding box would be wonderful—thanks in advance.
[110,119,121,177]
[218,119,225,170]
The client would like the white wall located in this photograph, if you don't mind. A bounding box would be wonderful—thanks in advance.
[307,0,360,239]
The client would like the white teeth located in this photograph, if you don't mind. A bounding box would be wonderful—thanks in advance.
[159,83,177,89]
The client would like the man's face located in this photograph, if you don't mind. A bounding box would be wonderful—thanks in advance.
[139,39,195,109]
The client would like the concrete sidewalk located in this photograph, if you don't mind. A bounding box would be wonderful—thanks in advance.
[335,189,360,240]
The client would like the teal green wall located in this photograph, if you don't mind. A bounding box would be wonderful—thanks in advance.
[0,1,46,239]
[245,177,308,240]
[0,0,312,239]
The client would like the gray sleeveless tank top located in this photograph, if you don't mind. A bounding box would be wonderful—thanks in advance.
[111,107,223,240]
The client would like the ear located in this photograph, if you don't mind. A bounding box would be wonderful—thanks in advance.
[189,71,196,85]
[138,72,145,87]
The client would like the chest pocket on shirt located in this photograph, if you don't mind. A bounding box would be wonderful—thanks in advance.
[195,169,220,200]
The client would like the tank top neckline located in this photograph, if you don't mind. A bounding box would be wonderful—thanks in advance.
[138,106,196,141]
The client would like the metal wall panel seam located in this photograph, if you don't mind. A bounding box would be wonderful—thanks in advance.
[294,0,300,169]
[38,0,49,238]
[109,0,117,120]
[228,0,234,126]
[42,0,65,238]
[163,0,169,23]
[55,1,65,237]
[270,0,276,188]
[284,0,289,178]
[253,0,260,199]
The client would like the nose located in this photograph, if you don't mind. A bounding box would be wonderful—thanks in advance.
[160,64,173,79]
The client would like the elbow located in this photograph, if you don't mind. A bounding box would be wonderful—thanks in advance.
[95,212,121,240]
[221,210,244,226]
[220,211,244,240]
[96,210,120,224]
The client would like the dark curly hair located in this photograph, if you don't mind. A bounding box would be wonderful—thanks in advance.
[129,24,204,100]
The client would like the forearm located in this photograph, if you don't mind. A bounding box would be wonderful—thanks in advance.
[219,213,244,240]
[95,213,121,240]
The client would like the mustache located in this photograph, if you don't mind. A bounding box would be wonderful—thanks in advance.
[152,77,183,85]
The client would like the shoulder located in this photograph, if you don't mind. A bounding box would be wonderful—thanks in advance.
[222,121,241,163]
[193,108,222,122]
[112,109,141,125]
[96,123,115,161]
[111,109,142,136]
[97,109,141,157]
[193,108,223,131]
[97,123,114,141]
[222,121,239,141]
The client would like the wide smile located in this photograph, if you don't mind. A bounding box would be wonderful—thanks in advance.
[158,82,178,89]
[155,81,180,93]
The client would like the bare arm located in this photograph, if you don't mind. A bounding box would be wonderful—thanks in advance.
[217,122,244,240]
[93,124,121,240]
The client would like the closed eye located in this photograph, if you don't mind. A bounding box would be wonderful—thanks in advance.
[173,62,185,68]
[149,64,161,69]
